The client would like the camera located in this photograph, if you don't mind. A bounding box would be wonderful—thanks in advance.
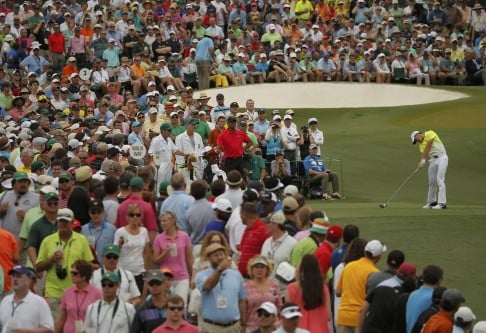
[56,264,67,280]
[300,125,309,132]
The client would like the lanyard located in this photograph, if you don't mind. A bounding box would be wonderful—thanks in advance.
[268,235,288,260]
[10,300,23,317]
[96,298,120,333]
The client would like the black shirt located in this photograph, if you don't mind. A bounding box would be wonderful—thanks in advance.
[130,299,166,333]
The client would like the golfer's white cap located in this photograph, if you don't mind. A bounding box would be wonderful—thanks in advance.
[410,130,420,144]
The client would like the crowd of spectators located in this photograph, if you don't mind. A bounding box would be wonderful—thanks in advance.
[0,0,485,333]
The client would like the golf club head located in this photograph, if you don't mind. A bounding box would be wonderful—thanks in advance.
[379,203,387,208]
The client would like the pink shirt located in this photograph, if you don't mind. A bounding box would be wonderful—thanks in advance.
[61,284,102,333]
[153,230,191,280]
[115,194,158,232]
[69,35,86,54]
[153,320,200,333]
[244,279,282,332]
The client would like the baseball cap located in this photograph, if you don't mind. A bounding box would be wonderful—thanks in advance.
[9,265,37,279]
[57,208,74,222]
[396,262,417,277]
[59,171,73,181]
[410,130,420,144]
[283,185,299,196]
[242,189,259,202]
[258,302,278,316]
[268,212,285,224]
[146,269,167,282]
[13,172,30,182]
[89,200,104,212]
[212,197,233,213]
[308,117,318,124]
[205,243,226,257]
[149,107,158,114]
[129,176,145,189]
[101,271,120,283]
[284,114,292,120]
[44,192,59,201]
[103,244,120,256]
[159,180,170,195]
[365,240,387,257]
[473,321,486,333]
[280,304,303,319]
[260,191,277,203]
[455,306,476,323]
[309,143,319,150]
[326,225,343,242]
[282,196,299,213]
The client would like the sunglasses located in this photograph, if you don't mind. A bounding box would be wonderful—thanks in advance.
[70,270,80,276]
[128,213,142,217]
[257,310,272,317]
[105,254,119,260]
[90,210,103,215]
[148,280,163,286]
[167,306,184,311]
[102,282,115,288]
[47,201,59,207]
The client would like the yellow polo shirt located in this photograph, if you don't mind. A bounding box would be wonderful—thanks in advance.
[336,257,378,327]
[37,231,94,298]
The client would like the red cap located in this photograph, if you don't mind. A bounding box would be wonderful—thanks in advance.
[72,220,82,229]
[326,225,343,242]
[251,2,257,6]
[397,262,417,277]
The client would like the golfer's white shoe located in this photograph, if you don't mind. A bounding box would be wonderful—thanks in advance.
[432,203,447,209]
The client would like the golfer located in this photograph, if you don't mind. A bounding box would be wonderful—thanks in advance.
[411,130,448,209]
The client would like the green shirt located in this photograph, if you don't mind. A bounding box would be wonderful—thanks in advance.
[196,121,211,144]
[261,32,283,46]
[245,155,266,180]
[290,236,318,267]
[193,26,207,39]
[171,125,186,138]
[37,231,94,298]
[0,93,13,110]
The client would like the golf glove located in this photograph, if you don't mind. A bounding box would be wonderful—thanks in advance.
[418,159,426,168]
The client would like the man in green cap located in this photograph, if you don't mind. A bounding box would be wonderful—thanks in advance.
[149,122,185,191]
[91,244,141,304]
[175,118,205,182]
[84,271,136,333]
[0,172,39,245]
[156,180,171,217]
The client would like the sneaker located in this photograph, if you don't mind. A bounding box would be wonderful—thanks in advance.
[423,202,438,209]
[322,193,332,200]
[332,192,342,200]
[432,203,447,209]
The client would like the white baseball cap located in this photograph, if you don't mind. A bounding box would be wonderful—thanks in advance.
[212,197,233,213]
[365,240,387,257]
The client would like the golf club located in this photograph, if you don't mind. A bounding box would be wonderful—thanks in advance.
[379,167,420,208]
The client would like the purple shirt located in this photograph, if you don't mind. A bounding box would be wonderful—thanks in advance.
[153,230,191,280]
[61,284,102,333]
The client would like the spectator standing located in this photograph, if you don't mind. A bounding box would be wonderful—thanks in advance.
[238,202,270,278]
[219,170,244,209]
[315,225,343,277]
[160,173,195,232]
[0,266,54,332]
[84,272,136,333]
[366,249,405,294]
[195,35,215,90]
[289,218,328,267]
[422,289,465,333]
[153,294,200,333]
[0,226,19,293]
[331,224,360,272]
[153,211,194,305]
[195,243,247,333]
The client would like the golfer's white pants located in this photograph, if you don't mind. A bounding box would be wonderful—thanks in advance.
[156,162,173,190]
[427,154,448,204]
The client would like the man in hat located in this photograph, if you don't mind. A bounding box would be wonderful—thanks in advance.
[367,249,406,293]
[84,271,136,333]
[217,115,253,176]
[132,268,175,332]
[91,244,142,304]
[175,118,205,182]
[195,242,248,332]
[289,217,328,266]
[149,122,185,189]
[275,302,309,333]
[335,240,386,333]
[422,289,465,333]
[219,170,244,209]
[0,265,54,331]
[210,93,230,123]
[19,44,50,76]
[36,208,94,320]
[0,171,39,242]
[410,130,448,209]
[304,143,342,200]
[81,201,117,265]
[194,34,214,89]
[315,224,343,276]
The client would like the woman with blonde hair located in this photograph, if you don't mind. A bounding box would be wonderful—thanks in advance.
[153,211,193,305]
[244,255,282,332]
[114,203,151,293]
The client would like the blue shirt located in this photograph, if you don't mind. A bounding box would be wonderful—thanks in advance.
[81,221,117,265]
[406,285,434,333]
[303,154,327,176]
[204,220,227,238]
[195,267,246,322]
[232,62,248,75]
[195,37,214,62]
[20,54,49,75]
[331,244,347,272]
[160,191,195,232]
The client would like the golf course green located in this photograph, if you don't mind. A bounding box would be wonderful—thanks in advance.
[292,86,486,319]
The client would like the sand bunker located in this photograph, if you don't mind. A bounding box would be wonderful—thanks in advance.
[202,83,468,109]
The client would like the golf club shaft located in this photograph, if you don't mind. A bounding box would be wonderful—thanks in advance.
[384,168,420,205]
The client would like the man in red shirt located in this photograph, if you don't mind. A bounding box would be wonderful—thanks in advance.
[238,202,270,278]
[216,115,253,176]
[47,23,65,73]
[315,225,343,276]
[115,176,158,243]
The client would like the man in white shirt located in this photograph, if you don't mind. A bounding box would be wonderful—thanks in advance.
[0,266,54,332]
[308,117,324,156]
[280,114,300,161]
[91,245,141,304]
[84,271,136,333]
[175,119,205,183]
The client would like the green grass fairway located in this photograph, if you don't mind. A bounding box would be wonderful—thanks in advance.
[289,86,486,318]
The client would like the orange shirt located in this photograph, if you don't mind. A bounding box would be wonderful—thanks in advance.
[208,127,224,146]
[62,64,79,80]
[0,228,19,292]
[80,27,94,42]
[316,2,332,22]
[131,64,147,78]
[422,309,453,333]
